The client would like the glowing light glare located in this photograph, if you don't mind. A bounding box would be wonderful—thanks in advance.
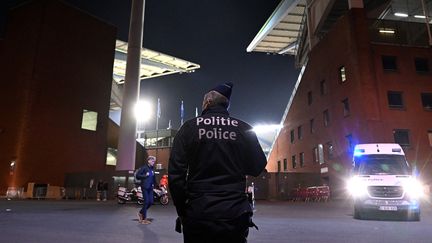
[346,177,368,197]
[394,12,408,17]
[252,124,283,134]
[134,100,153,122]
[379,29,395,34]
[414,15,426,19]
[353,148,365,157]
[403,179,424,198]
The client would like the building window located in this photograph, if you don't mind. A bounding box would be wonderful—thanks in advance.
[387,91,404,109]
[327,142,334,159]
[346,134,354,153]
[382,55,397,71]
[342,98,350,117]
[393,129,410,147]
[320,80,327,95]
[299,152,305,167]
[283,159,287,171]
[415,58,429,73]
[106,148,117,166]
[323,109,330,127]
[339,66,347,83]
[277,161,281,172]
[428,130,432,147]
[313,147,319,163]
[290,130,295,143]
[81,109,98,131]
[421,93,432,110]
[298,126,302,140]
[307,91,312,105]
[292,155,297,169]
[310,119,315,134]
[318,144,324,164]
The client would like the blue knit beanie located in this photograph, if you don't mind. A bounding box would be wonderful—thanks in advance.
[211,82,233,100]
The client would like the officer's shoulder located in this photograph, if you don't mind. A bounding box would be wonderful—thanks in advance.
[229,116,253,129]
[179,118,197,129]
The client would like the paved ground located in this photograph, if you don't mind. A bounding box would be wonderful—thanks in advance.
[1,198,432,242]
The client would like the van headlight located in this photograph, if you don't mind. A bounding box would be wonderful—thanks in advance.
[347,177,368,198]
[403,179,424,198]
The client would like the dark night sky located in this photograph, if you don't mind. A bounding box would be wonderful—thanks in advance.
[3,0,300,129]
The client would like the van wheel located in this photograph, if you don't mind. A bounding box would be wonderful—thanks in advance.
[409,212,420,221]
[160,195,169,205]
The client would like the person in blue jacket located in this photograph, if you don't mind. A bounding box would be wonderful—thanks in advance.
[136,156,157,224]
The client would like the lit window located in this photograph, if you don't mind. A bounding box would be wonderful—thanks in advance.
[415,58,429,73]
[298,126,302,140]
[421,93,432,110]
[313,147,318,163]
[106,148,117,166]
[323,109,330,127]
[327,142,334,159]
[300,152,305,167]
[292,155,297,169]
[307,91,312,105]
[283,159,287,171]
[318,144,324,164]
[339,66,347,83]
[81,109,98,131]
[382,55,397,71]
[342,98,350,117]
[393,129,410,147]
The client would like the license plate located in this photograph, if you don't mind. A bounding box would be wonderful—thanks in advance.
[379,206,397,211]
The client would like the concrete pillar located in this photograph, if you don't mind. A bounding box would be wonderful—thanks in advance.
[348,0,363,9]
[116,0,146,171]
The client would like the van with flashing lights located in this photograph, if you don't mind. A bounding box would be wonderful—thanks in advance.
[346,143,423,221]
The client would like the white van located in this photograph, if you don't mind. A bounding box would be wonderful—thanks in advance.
[346,143,423,220]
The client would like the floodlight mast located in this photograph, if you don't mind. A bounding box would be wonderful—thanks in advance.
[117,0,146,171]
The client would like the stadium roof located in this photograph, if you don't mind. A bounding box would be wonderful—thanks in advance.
[247,0,432,57]
[109,40,200,111]
[113,39,200,84]
[246,0,306,55]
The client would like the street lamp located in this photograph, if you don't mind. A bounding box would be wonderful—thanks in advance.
[134,100,152,124]
[134,100,152,145]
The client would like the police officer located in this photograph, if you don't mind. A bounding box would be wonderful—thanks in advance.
[169,82,267,243]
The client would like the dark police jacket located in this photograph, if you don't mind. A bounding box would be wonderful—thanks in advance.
[136,163,156,190]
[168,105,267,220]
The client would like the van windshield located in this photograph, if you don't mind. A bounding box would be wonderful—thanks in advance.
[353,154,410,175]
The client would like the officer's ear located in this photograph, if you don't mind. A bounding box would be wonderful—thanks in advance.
[203,98,211,110]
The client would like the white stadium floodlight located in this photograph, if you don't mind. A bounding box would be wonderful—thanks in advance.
[134,100,153,122]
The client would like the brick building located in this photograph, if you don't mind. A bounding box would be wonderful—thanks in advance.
[0,0,117,194]
[249,0,432,198]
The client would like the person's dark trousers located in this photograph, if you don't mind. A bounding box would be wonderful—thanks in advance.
[139,188,154,218]
[182,213,250,243]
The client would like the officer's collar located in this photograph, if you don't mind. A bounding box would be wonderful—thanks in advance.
[201,105,229,116]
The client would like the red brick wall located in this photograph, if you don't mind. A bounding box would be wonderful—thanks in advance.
[0,0,117,193]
